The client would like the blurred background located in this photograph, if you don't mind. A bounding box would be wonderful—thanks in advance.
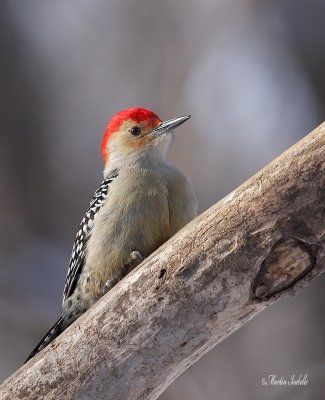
[0,0,324,399]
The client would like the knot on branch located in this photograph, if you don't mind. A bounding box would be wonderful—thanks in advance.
[252,237,318,300]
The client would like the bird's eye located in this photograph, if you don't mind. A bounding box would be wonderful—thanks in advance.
[130,126,141,136]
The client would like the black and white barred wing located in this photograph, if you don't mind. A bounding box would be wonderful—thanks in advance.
[62,171,118,303]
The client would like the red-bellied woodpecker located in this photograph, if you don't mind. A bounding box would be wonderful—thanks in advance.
[25,108,197,362]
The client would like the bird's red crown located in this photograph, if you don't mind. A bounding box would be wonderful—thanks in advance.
[101,108,161,163]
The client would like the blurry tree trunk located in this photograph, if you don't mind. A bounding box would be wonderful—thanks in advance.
[0,123,324,400]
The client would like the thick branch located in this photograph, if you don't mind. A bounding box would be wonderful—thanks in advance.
[1,123,324,400]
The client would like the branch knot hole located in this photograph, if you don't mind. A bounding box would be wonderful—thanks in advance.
[252,237,317,300]
[158,268,166,279]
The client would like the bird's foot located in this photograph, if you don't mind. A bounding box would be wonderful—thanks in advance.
[123,251,144,275]
[129,250,144,265]
[102,251,144,294]
[102,276,119,294]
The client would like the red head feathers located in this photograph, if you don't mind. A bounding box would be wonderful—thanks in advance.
[101,108,161,163]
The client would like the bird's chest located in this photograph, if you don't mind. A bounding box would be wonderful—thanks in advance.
[105,173,170,244]
[88,170,171,263]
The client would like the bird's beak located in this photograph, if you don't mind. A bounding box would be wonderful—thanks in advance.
[152,115,191,136]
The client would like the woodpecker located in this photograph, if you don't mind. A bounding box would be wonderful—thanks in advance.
[26,108,197,362]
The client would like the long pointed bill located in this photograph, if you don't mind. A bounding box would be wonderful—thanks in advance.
[152,114,191,136]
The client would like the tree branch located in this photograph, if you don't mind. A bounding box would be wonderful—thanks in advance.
[1,123,324,400]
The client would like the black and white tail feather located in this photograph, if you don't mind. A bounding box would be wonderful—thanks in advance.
[25,170,118,363]
[25,317,63,362]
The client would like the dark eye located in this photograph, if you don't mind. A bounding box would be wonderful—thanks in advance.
[130,126,141,136]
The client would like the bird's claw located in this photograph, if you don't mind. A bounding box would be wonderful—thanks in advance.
[102,277,118,294]
[124,250,144,273]
[129,250,144,264]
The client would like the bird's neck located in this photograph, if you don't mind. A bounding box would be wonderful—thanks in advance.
[103,146,169,177]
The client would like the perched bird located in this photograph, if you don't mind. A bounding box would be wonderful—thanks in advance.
[26,108,197,362]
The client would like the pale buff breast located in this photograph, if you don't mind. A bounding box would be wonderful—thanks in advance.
[83,167,170,283]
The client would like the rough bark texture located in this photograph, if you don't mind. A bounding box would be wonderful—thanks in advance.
[1,123,324,400]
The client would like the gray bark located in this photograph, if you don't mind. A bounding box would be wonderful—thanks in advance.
[0,123,324,400]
